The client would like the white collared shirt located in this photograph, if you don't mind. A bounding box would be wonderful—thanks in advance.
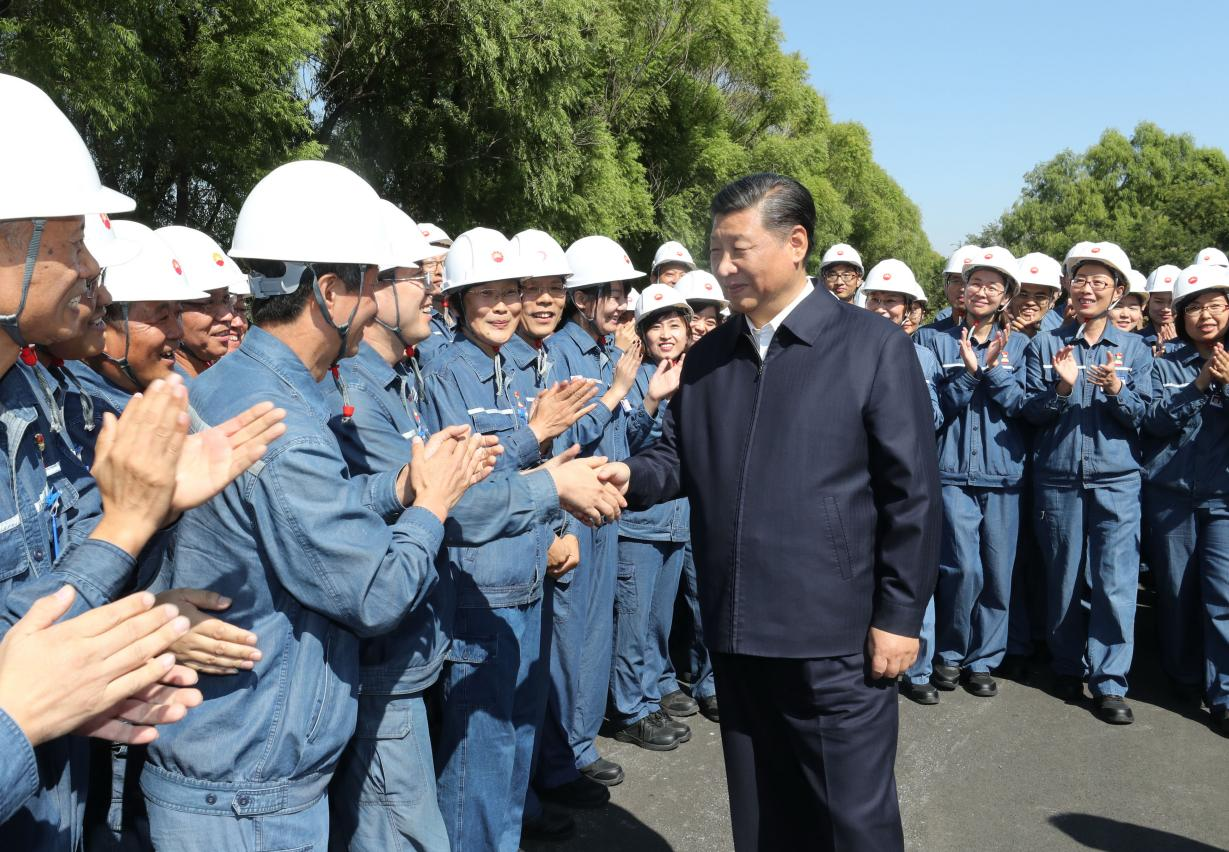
[745,280,815,361]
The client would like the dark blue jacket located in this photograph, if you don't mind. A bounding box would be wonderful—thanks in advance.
[625,288,941,658]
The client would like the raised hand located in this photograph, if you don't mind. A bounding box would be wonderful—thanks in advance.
[410,427,484,522]
[170,402,287,515]
[596,461,631,496]
[528,379,599,445]
[1052,345,1080,391]
[958,327,979,375]
[1086,352,1123,396]
[646,354,685,410]
[612,339,644,396]
[982,329,1008,371]
[0,586,200,747]
[1209,343,1229,386]
[153,589,261,675]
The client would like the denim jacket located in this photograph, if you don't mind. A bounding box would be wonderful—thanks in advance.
[325,342,559,693]
[545,320,630,462]
[142,327,443,814]
[618,363,689,542]
[924,325,1030,487]
[1141,344,1229,505]
[422,332,554,609]
[1023,324,1153,485]
[415,311,455,370]
[1138,323,1181,356]
[0,708,38,825]
[915,343,944,433]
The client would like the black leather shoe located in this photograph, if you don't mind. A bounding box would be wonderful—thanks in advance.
[931,663,960,691]
[996,654,1029,682]
[697,694,719,723]
[651,710,690,743]
[613,714,679,751]
[580,756,625,786]
[900,680,940,705]
[661,689,699,717]
[1212,706,1229,736]
[1052,674,1085,701]
[962,670,998,698]
[522,804,576,842]
[1094,694,1134,725]
[537,777,610,809]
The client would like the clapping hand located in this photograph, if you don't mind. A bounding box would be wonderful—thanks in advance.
[1086,352,1123,396]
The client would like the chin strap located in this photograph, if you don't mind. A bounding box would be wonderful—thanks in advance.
[50,355,95,434]
[19,346,66,436]
[404,345,425,403]
[330,364,355,422]
[308,265,362,421]
[99,304,144,390]
[492,344,506,403]
[1,219,45,347]
[530,337,548,386]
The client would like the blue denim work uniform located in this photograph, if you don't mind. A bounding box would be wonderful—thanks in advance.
[611,363,690,727]
[1023,325,1153,696]
[536,320,630,786]
[416,311,455,369]
[422,330,555,852]
[141,327,443,849]
[0,363,124,852]
[923,326,1029,674]
[1141,344,1229,708]
[323,341,559,852]
[65,361,134,416]
[1139,323,1181,356]
[913,308,958,347]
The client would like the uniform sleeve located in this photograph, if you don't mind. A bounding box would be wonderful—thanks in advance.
[0,708,39,824]
[625,389,683,509]
[625,368,660,453]
[253,439,440,639]
[551,345,614,456]
[864,328,942,637]
[914,347,944,433]
[1142,361,1206,437]
[981,351,1027,417]
[1022,337,1070,425]
[1102,344,1153,429]
[444,470,560,547]
[0,540,136,631]
[332,387,412,477]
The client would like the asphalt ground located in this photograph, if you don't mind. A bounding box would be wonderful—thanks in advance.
[524,587,1229,852]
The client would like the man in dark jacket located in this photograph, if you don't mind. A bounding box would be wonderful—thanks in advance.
[600,173,940,851]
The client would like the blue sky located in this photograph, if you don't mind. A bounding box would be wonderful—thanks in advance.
[770,0,1229,255]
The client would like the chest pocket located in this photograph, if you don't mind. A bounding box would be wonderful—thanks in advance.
[472,409,518,436]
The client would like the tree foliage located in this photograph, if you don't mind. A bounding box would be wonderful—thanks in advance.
[974,122,1229,275]
[1,0,938,278]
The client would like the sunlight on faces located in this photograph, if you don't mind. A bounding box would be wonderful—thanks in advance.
[642,311,689,361]
[865,291,908,326]
[822,262,861,301]
[962,268,1009,322]
[1148,291,1174,327]
[322,266,379,360]
[944,274,965,311]
[180,289,237,361]
[374,266,434,345]
[0,217,102,345]
[228,295,248,352]
[1068,262,1123,321]
[1109,293,1145,332]
[573,281,628,337]
[690,305,719,341]
[1010,284,1055,324]
[519,276,566,340]
[462,279,522,349]
[105,300,183,388]
[709,206,807,323]
[47,279,113,361]
[904,302,924,334]
[1183,291,1229,344]
[653,263,689,287]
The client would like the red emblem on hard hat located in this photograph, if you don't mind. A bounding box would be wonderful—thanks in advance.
[172,259,183,275]
[100,214,112,230]
[676,250,684,257]
[704,283,714,290]
[536,250,547,261]
[491,251,504,263]
[883,273,893,281]
[1091,246,1101,253]
[1190,276,1199,284]
[211,251,225,267]
[654,292,663,301]
[1204,255,1212,261]
[421,228,430,237]
[1030,266,1039,274]
[984,253,993,260]
[1164,276,1173,283]
[837,250,845,256]
[623,255,630,264]
[963,256,972,264]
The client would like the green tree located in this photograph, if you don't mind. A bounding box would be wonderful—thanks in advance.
[973,122,1229,275]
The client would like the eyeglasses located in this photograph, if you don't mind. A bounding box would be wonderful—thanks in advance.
[1070,276,1116,292]
[1183,301,1229,318]
[521,283,566,299]
[965,281,1005,296]
[379,272,435,293]
[823,270,859,284]
[183,293,238,314]
[1013,290,1054,305]
[865,295,906,309]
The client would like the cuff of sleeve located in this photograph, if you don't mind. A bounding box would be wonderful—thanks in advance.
[522,470,563,528]
[1048,386,1071,409]
[588,404,615,436]
[1173,382,1207,412]
[394,506,446,553]
[507,429,543,470]
[982,365,1012,387]
[0,708,39,805]
[58,539,137,606]
[369,468,406,518]
[957,370,982,389]
[871,600,925,638]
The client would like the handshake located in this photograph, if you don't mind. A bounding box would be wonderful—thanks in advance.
[537,449,632,528]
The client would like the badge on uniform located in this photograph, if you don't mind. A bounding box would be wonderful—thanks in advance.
[1113,352,1125,368]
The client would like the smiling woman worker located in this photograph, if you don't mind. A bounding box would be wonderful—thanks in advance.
[1142,264,1229,735]
[1023,241,1153,725]
[155,225,244,377]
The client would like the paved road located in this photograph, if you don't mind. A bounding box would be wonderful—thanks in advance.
[525,590,1229,851]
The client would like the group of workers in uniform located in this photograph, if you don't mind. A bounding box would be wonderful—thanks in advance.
[1,68,1227,852]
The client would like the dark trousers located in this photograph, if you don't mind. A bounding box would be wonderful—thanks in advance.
[712,651,903,852]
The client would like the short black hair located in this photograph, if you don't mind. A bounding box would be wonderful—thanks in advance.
[1175,287,1229,344]
[710,173,816,261]
[248,262,364,327]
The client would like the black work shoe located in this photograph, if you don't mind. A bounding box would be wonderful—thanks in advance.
[537,776,610,809]
[900,680,940,705]
[651,710,691,743]
[1052,674,1085,701]
[522,804,576,842]
[996,654,1029,682]
[661,689,699,717]
[1094,694,1134,725]
[931,663,960,691]
[579,756,625,786]
[697,694,719,723]
[962,670,998,698]
[1212,706,1229,736]
[614,714,680,751]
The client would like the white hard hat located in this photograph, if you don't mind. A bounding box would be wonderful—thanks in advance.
[635,283,693,326]
[228,160,385,298]
[675,269,729,309]
[564,235,645,289]
[1146,264,1181,294]
[861,259,926,303]
[1195,247,1229,268]
[944,245,982,277]
[1016,252,1062,291]
[651,241,696,274]
[418,223,452,248]
[1172,264,1229,310]
[820,243,864,274]
[104,221,209,303]
[624,287,640,313]
[441,227,528,295]
[155,226,248,294]
[962,246,1020,297]
[1125,269,1149,303]
[376,201,436,272]
[510,229,572,279]
[1065,241,1132,283]
[0,74,134,220]
[84,213,141,269]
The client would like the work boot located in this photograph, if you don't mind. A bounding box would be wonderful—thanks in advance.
[613,714,680,751]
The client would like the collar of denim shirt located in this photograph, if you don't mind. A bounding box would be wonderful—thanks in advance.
[558,319,607,355]
[349,340,400,392]
[238,326,334,424]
